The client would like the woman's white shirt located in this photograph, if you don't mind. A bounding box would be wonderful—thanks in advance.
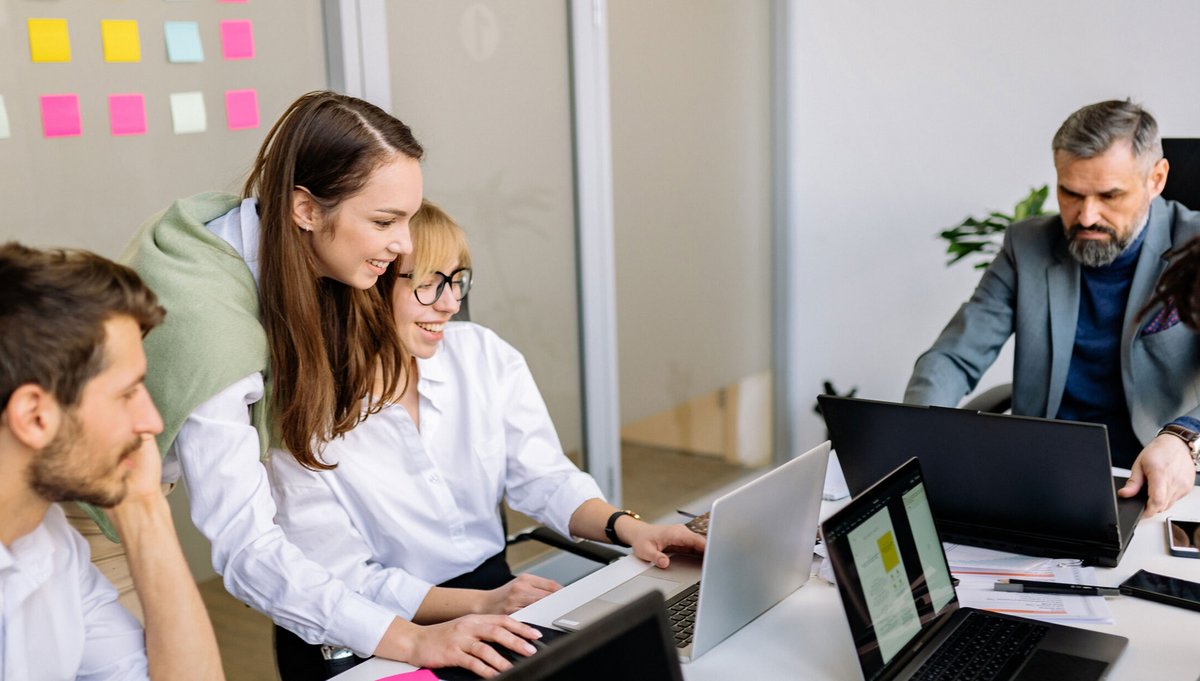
[269,322,605,620]
[161,199,396,656]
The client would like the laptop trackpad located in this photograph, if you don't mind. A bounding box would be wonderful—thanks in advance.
[1014,650,1108,681]
[600,575,683,605]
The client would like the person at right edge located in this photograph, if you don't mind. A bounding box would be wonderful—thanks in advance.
[905,99,1200,517]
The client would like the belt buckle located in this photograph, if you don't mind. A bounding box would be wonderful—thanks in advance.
[320,645,356,661]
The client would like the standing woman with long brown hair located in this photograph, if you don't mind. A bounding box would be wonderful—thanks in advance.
[113,91,539,679]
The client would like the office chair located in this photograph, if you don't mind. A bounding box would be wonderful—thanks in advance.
[958,138,1200,415]
[452,298,624,568]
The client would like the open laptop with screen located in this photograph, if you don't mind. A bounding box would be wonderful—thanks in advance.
[493,591,684,681]
[819,396,1144,566]
[822,457,1126,681]
[553,440,831,662]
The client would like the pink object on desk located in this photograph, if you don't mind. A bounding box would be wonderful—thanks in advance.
[376,670,439,681]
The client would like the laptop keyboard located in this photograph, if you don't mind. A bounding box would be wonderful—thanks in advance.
[910,611,1050,681]
[665,582,701,648]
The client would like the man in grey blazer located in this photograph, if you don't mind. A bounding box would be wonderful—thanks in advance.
[905,100,1200,516]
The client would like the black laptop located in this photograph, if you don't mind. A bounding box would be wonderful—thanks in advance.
[490,591,684,681]
[822,457,1127,681]
[819,396,1145,566]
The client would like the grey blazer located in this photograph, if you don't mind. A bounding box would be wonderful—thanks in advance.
[905,197,1200,445]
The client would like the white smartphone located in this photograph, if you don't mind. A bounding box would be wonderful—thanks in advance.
[1165,517,1200,558]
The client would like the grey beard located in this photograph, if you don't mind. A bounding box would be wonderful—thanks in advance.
[1067,225,1129,267]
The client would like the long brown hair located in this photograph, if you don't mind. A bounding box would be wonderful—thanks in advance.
[245,91,423,470]
[1142,235,1200,330]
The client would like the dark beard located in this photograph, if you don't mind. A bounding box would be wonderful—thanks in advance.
[1066,224,1127,267]
[28,414,141,508]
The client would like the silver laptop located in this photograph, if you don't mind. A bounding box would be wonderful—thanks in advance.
[553,441,831,662]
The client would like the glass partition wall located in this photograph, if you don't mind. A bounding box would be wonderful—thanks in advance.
[609,0,776,522]
[387,0,775,569]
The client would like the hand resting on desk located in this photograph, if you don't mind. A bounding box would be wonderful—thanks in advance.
[1119,434,1196,516]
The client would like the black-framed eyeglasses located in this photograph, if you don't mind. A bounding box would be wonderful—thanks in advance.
[397,268,473,306]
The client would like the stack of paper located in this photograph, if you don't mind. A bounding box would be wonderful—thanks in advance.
[945,543,1113,625]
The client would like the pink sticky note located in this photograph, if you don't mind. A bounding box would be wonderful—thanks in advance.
[108,93,147,136]
[225,89,259,130]
[220,20,254,59]
[376,671,439,681]
[40,94,82,138]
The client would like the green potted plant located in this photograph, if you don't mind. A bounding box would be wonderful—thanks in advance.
[938,185,1053,269]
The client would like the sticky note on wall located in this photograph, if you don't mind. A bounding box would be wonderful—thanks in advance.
[164,21,204,63]
[102,20,142,62]
[109,94,147,136]
[220,20,254,60]
[225,89,259,130]
[41,95,82,138]
[29,19,71,62]
[170,92,207,134]
[0,96,11,139]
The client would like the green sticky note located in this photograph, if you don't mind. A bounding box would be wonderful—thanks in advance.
[29,18,72,63]
[170,91,206,134]
[102,20,141,62]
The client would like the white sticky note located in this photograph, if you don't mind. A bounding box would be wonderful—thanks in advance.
[169,91,206,134]
[0,95,10,139]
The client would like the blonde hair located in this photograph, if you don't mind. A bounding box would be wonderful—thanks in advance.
[407,200,473,285]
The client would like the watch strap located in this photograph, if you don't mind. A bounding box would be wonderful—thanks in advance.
[1158,423,1200,469]
[605,510,640,547]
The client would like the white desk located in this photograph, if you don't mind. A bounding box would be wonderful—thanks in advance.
[335,489,1200,681]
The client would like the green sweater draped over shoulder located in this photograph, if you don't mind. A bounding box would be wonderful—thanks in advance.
[83,192,272,541]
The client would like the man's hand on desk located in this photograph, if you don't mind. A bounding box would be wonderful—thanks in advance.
[1119,434,1195,516]
[620,520,707,569]
[376,614,541,679]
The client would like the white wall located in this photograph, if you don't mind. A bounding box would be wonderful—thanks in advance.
[787,0,1200,448]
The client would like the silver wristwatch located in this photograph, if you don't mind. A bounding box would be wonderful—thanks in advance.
[1157,423,1200,471]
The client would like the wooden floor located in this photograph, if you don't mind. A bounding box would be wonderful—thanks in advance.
[198,577,278,681]
[199,443,750,680]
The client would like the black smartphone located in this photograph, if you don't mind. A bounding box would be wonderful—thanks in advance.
[1166,517,1200,558]
[1119,569,1200,612]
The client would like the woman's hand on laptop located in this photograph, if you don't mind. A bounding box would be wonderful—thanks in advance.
[626,522,708,569]
[482,573,563,615]
[1119,434,1196,516]
[376,614,541,678]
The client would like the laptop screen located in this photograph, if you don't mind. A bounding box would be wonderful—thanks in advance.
[822,458,958,681]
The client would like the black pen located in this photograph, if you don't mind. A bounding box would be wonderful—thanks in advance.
[993,578,1121,597]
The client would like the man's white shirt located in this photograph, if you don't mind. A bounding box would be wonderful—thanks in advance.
[0,506,147,681]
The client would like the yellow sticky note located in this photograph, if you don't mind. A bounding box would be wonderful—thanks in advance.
[878,531,900,571]
[28,18,71,63]
[102,20,141,63]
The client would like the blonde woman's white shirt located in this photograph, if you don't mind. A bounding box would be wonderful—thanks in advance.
[0,505,148,681]
[269,322,605,619]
